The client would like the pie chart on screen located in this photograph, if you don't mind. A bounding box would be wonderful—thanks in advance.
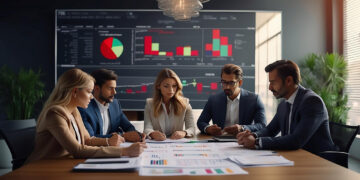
[100,37,123,60]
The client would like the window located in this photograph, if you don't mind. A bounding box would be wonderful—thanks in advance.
[255,13,282,123]
[344,0,360,125]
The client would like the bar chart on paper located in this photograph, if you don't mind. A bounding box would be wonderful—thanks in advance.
[139,167,247,176]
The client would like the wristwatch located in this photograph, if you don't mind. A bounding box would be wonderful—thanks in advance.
[239,125,245,132]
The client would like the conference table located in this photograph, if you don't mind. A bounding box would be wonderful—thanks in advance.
[1,135,359,180]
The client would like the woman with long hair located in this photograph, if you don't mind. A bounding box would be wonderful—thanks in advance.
[143,68,195,141]
[27,69,146,162]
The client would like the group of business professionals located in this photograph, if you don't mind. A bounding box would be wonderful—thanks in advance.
[27,59,336,163]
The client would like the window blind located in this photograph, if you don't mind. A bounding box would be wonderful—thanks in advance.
[344,0,360,125]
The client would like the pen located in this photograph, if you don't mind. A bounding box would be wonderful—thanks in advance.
[118,126,124,136]
[85,160,129,164]
[137,131,143,142]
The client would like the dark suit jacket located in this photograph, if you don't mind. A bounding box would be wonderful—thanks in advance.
[197,88,266,133]
[78,99,135,138]
[256,86,337,154]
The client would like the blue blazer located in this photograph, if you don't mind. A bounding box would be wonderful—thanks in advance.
[78,99,136,138]
[256,86,337,154]
[197,88,266,133]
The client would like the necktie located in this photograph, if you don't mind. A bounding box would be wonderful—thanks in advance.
[284,102,291,135]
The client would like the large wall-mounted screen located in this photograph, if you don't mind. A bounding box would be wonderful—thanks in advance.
[56,10,255,110]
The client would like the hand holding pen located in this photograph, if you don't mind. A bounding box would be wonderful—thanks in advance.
[108,133,125,146]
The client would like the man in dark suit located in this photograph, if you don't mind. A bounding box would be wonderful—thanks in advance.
[237,60,337,154]
[78,69,145,143]
[197,64,266,136]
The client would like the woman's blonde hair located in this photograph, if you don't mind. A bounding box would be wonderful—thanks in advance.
[38,68,94,120]
[152,68,186,117]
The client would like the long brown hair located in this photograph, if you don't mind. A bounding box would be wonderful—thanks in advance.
[152,68,186,117]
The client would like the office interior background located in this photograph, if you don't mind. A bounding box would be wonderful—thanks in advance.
[0,0,359,175]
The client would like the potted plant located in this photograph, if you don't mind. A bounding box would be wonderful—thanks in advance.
[0,65,45,120]
[300,53,349,124]
[0,65,45,169]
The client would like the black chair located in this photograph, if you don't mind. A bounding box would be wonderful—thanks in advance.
[319,121,359,168]
[0,119,36,170]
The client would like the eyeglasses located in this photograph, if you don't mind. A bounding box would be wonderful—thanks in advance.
[219,80,238,87]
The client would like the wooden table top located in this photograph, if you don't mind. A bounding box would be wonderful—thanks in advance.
[1,135,359,180]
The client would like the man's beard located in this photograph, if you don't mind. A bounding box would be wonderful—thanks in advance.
[99,93,114,103]
[271,86,287,99]
[224,89,234,97]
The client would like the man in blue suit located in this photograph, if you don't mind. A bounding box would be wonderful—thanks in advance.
[78,69,145,143]
[237,60,337,154]
[197,64,266,136]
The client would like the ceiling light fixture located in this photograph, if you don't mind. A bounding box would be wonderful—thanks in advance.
[157,0,210,21]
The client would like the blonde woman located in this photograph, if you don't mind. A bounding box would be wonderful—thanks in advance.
[144,68,195,141]
[27,69,146,162]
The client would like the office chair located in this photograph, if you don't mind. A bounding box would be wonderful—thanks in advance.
[319,122,359,168]
[0,119,36,170]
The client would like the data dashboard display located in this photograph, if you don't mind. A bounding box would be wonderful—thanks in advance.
[56,10,255,110]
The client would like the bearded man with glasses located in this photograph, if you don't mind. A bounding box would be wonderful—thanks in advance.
[197,64,266,136]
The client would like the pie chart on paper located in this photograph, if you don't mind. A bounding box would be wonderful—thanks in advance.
[100,37,124,60]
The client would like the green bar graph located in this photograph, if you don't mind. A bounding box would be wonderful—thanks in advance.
[183,46,191,56]
[220,45,228,56]
[159,51,166,56]
[152,43,159,51]
[212,39,220,50]
[215,169,224,174]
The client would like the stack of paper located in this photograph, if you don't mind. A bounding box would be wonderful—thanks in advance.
[139,166,248,176]
[229,155,294,167]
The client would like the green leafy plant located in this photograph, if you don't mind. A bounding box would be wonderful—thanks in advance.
[0,66,45,120]
[300,53,349,124]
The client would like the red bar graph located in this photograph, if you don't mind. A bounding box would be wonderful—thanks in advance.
[150,51,159,55]
[144,35,198,57]
[213,51,220,56]
[144,36,172,56]
[176,47,184,56]
[205,29,233,57]
[144,36,152,55]
[213,29,220,39]
[220,36,228,45]
[123,85,148,94]
[126,89,133,94]
[196,83,203,93]
[228,44,233,56]
[141,85,147,92]
[191,50,199,56]
[205,44,212,51]
[210,82,218,90]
